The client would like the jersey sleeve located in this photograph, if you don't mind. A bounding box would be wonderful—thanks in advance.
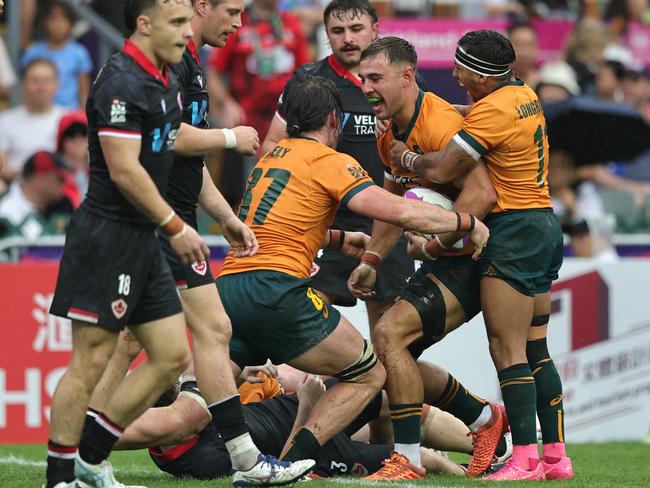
[317,153,375,206]
[453,102,513,160]
[453,100,511,160]
[93,73,147,140]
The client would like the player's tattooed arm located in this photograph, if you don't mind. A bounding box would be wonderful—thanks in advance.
[389,139,477,184]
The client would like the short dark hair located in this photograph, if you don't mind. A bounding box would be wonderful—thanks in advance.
[45,0,76,24]
[21,58,58,80]
[360,36,418,69]
[284,76,344,137]
[457,30,516,80]
[125,0,192,36]
[323,0,378,27]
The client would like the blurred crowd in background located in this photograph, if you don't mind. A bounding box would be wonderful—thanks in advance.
[1,0,650,262]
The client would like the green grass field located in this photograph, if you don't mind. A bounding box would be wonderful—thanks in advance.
[1,443,648,487]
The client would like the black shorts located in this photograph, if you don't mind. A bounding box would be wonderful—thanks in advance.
[159,216,214,290]
[50,207,182,331]
[310,214,414,306]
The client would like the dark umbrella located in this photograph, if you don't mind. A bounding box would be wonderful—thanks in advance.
[544,96,650,165]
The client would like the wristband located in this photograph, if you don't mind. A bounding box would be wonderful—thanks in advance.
[435,235,449,250]
[455,212,476,232]
[400,150,420,172]
[170,223,188,240]
[159,210,175,227]
[221,128,237,149]
[328,229,346,250]
[161,213,184,237]
[360,251,382,270]
[422,237,446,260]
[420,242,436,261]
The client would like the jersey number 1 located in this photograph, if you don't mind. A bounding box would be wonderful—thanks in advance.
[239,167,291,224]
[534,124,547,188]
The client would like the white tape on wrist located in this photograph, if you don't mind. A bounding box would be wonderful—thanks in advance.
[221,128,237,149]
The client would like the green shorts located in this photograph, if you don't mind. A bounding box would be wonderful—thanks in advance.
[216,270,341,367]
[399,255,481,359]
[479,209,563,296]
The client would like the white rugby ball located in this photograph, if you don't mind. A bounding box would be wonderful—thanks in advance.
[403,187,463,249]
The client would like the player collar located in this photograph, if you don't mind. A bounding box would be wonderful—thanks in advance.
[327,54,363,89]
[187,39,201,66]
[123,40,170,88]
[392,89,425,142]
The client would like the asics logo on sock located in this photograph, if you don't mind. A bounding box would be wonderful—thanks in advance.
[550,395,563,406]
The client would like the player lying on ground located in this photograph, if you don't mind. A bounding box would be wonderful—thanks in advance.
[98,332,510,480]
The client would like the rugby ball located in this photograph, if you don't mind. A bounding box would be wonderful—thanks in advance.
[403,187,464,248]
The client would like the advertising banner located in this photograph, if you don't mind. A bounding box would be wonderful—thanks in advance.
[379,20,650,68]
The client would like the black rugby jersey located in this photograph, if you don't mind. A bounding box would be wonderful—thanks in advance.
[278,55,381,187]
[166,40,208,222]
[83,40,182,226]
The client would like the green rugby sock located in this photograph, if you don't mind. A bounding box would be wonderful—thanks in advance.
[432,373,487,427]
[283,427,321,462]
[390,403,422,444]
[498,363,537,445]
[528,338,565,444]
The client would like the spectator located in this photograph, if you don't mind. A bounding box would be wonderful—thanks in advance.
[21,0,92,109]
[595,44,632,102]
[0,37,16,102]
[0,151,72,239]
[508,20,540,88]
[566,215,620,261]
[56,111,87,205]
[536,60,581,103]
[207,0,310,139]
[604,0,650,38]
[280,0,328,56]
[548,150,604,225]
[565,18,610,96]
[207,0,310,203]
[622,67,650,118]
[0,58,67,183]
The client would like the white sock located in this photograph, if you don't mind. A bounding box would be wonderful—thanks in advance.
[225,432,261,471]
[394,443,422,468]
[468,404,492,432]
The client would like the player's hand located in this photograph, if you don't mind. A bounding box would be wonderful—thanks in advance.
[118,330,143,361]
[375,118,390,138]
[232,126,260,155]
[347,263,377,301]
[240,360,279,384]
[296,374,326,406]
[389,140,410,169]
[341,231,370,259]
[222,216,258,257]
[170,225,210,266]
[469,219,489,260]
[404,231,432,261]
